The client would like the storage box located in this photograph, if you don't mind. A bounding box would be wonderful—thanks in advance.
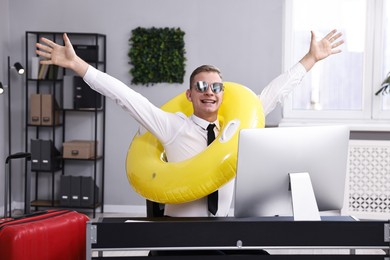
[29,94,60,126]
[81,176,99,207]
[59,176,99,207]
[73,44,98,62]
[41,94,60,126]
[73,76,102,110]
[63,140,97,159]
[30,94,41,125]
[59,175,71,206]
[31,139,61,171]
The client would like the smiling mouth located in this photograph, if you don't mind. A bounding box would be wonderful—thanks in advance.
[201,99,216,104]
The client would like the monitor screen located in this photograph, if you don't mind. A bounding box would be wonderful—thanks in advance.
[234,125,350,218]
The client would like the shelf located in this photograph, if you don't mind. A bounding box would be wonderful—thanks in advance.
[31,166,62,173]
[27,123,63,127]
[28,31,106,37]
[63,108,104,112]
[25,31,106,218]
[27,78,63,82]
[62,156,103,161]
[31,200,100,209]
[31,200,59,207]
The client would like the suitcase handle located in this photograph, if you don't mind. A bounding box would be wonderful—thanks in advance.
[6,152,31,163]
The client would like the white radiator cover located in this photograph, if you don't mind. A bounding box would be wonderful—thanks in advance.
[342,140,390,220]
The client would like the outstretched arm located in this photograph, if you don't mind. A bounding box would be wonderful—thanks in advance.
[35,33,89,77]
[300,29,344,72]
[259,29,344,115]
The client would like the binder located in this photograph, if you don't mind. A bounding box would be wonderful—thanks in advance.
[30,56,40,79]
[70,176,81,207]
[30,94,60,126]
[41,94,60,126]
[59,175,72,206]
[30,139,41,171]
[46,65,59,80]
[40,140,53,171]
[40,94,51,125]
[63,75,74,109]
[30,139,61,171]
[30,94,41,125]
[81,176,99,207]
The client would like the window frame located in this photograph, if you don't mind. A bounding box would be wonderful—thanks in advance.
[282,0,390,129]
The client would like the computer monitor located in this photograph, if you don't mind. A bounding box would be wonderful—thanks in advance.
[234,125,350,219]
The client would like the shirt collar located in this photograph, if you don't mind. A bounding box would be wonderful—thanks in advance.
[190,114,220,131]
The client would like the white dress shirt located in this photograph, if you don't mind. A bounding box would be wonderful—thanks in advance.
[83,62,307,217]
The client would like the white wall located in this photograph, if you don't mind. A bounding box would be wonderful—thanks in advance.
[2,0,284,211]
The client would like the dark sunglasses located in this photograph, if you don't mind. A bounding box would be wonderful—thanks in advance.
[193,81,224,94]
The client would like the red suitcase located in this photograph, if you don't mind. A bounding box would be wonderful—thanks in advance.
[0,209,89,260]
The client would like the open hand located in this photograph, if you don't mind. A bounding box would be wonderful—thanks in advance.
[35,33,88,76]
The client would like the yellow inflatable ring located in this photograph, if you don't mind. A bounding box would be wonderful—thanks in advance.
[126,82,264,204]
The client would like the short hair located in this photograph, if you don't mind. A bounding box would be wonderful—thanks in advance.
[189,65,223,89]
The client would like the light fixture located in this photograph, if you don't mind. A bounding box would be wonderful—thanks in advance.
[7,56,25,157]
[0,82,3,94]
[14,62,25,75]
[3,56,25,218]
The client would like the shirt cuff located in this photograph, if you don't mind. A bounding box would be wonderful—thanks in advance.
[83,65,98,89]
[293,62,308,77]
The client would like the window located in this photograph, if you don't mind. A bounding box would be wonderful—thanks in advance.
[374,0,390,118]
[283,0,390,127]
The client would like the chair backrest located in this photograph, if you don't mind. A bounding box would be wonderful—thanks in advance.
[146,200,165,217]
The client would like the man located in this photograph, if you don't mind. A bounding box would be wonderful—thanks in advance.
[36,29,343,217]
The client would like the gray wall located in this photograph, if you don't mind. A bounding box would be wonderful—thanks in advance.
[0,0,10,213]
[1,0,284,211]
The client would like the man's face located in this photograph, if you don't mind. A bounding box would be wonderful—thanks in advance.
[186,71,224,122]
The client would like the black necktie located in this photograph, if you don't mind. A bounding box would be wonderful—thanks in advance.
[207,124,218,215]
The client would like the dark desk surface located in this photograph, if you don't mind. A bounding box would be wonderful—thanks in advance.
[91,216,389,249]
[98,215,358,223]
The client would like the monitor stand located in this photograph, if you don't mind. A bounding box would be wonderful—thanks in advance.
[289,172,321,221]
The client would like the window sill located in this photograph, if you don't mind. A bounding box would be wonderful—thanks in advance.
[279,118,390,132]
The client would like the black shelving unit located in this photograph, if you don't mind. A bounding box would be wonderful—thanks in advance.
[24,31,106,217]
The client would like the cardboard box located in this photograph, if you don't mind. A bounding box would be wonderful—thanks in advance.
[63,140,97,159]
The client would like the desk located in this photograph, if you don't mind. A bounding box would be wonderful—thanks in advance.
[87,216,390,259]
